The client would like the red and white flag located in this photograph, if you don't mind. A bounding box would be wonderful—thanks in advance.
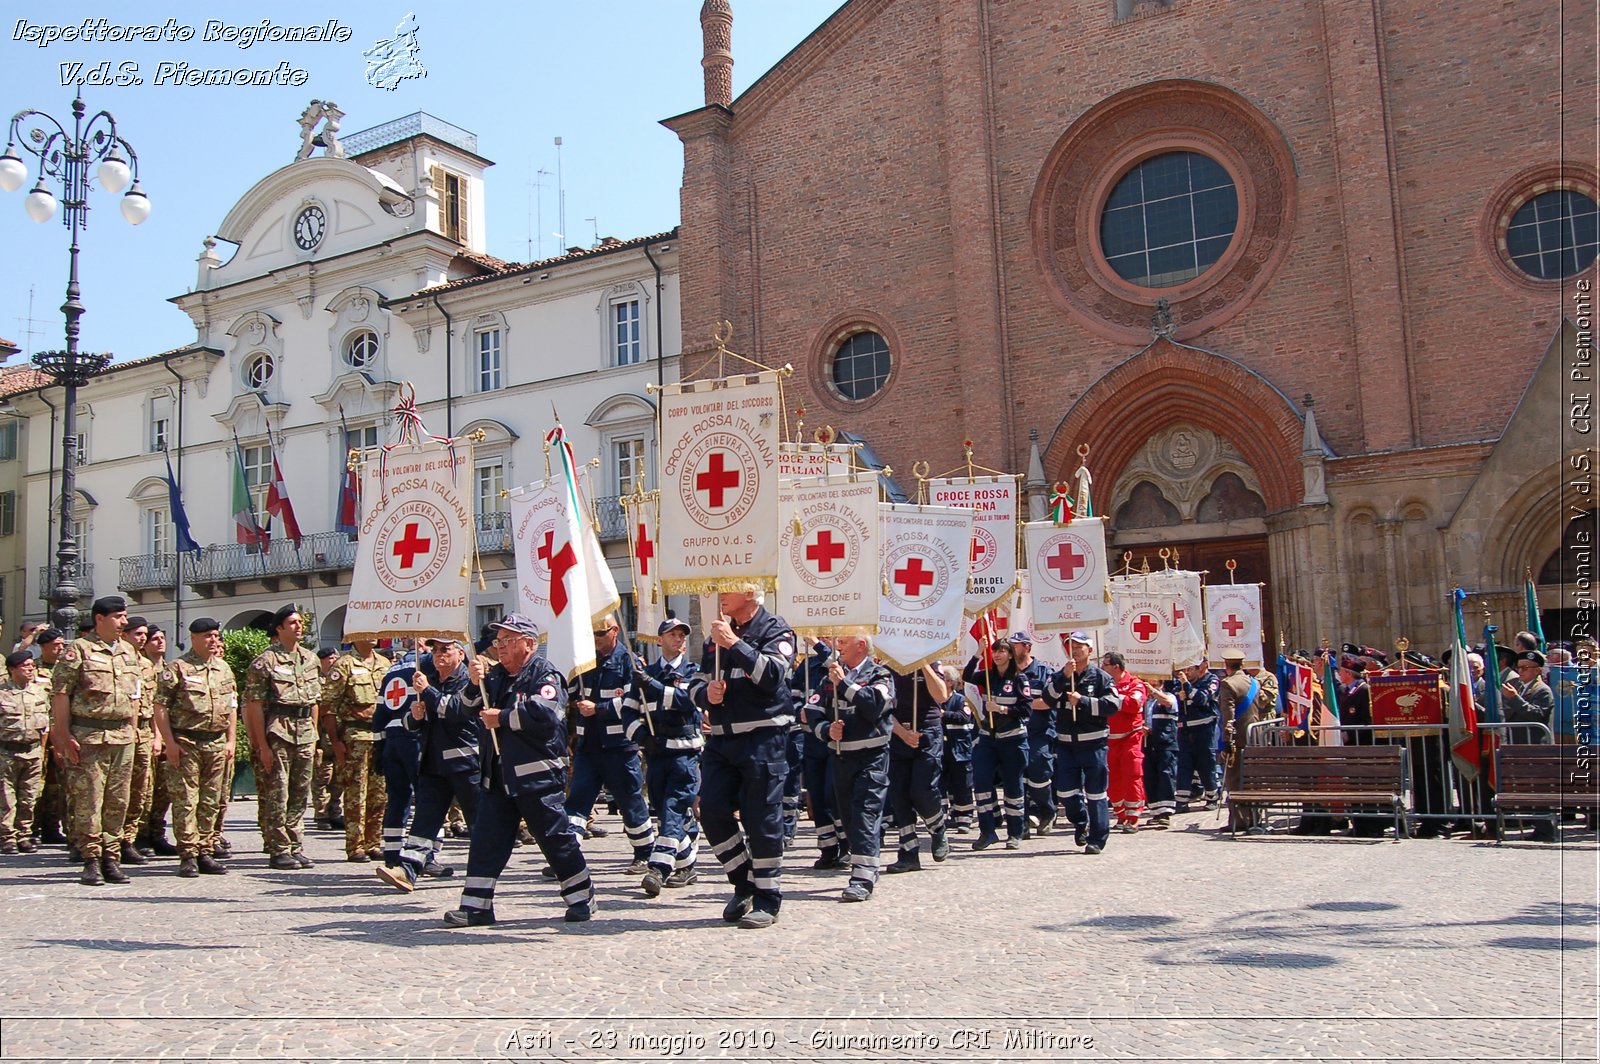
[622,493,664,643]
[1108,575,1177,682]
[928,476,1018,614]
[508,475,594,680]
[1024,517,1110,630]
[1204,584,1264,668]
[776,475,880,636]
[1150,568,1205,669]
[876,502,973,673]
[265,443,303,549]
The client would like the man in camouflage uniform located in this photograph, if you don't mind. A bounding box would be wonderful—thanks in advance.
[29,628,68,846]
[139,626,180,856]
[51,596,141,885]
[0,651,50,853]
[117,618,162,866]
[242,605,323,870]
[323,639,390,861]
[153,617,237,877]
[311,647,343,830]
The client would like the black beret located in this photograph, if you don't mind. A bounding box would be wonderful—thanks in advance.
[77,618,94,633]
[5,650,32,670]
[316,646,338,660]
[91,596,127,616]
[34,627,63,644]
[269,604,300,634]
[125,616,149,630]
[1514,650,1547,668]
[188,617,220,635]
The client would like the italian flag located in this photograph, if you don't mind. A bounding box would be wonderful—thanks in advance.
[232,445,266,548]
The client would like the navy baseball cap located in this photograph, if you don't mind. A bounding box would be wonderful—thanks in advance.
[490,613,541,639]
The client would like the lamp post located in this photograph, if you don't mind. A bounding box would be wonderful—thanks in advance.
[0,97,150,631]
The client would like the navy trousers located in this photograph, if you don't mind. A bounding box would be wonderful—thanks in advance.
[397,766,480,881]
[941,748,974,826]
[565,748,656,860]
[832,748,890,887]
[1026,723,1056,823]
[1054,742,1110,848]
[1144,734,1179,817]
[802,749,839,856]
[1176,723,1220,805]
[460,780,590,916]
[782,730,805,839]
[700,731,788,915]
[378,741,419,868]
[645,751,701,875]
[971,735,1028,840]
[889,752,944,861]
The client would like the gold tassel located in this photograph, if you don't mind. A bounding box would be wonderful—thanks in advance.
[791,515,804,538]
[651,585,659,604]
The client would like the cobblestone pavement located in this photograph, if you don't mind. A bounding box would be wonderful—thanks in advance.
[0,802,1594,1063]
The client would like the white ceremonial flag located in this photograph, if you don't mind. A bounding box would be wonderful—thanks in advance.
[549,425,620,627]
[1150,568,1206,669]
[1204,583,1264,668]
[1009,571,1070,672]
[344,443,472,642]
[876,503,973,673]
[658,371,782,594]
[1024,517,1110,630]
[927,476,1018,614]
[1109,575,1177,682]
[777,476,880,636]
[622,493,664,643]
[508,476,595,680]
[779,442,853,481]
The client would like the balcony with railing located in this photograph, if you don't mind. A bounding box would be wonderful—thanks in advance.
[476,510,511,555]
[592,495,627,541]
[39,562,94,601]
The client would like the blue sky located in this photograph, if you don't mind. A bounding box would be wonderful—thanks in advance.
[0,1,841,361]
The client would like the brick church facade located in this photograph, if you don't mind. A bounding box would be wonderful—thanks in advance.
[667,0,1598,653]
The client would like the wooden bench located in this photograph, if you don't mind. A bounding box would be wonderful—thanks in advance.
[1228,745,1408,841]
[1493,744,1600,843]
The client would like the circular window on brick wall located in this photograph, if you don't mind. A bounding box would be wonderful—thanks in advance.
[830,332,891,401]
[1101,151,1239,288]
[1505,189,1598,281]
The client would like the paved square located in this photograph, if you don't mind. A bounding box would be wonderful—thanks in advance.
[0,805,1594,1062]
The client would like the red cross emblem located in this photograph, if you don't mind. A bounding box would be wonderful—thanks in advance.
[390,521,433,570]
[1221,614,1246,637]
[695,451,741,510]
[970,536,987,564]
[1046,541,1087,583]
[538,529,579,617]
[1132,613,1160,643]
[635,521,654,577]
[893,556,934,598]
[805,530,846,573]
[1173,602,1186,625]
[382,676,410,711]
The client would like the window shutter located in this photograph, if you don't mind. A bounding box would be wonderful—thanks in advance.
[429,165,447,238]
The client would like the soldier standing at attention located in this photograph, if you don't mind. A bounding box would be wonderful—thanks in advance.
[116,617,161,867]
[0,652,50,854]
[153,618,236,877]
[312,647,343,831]
[51,596,141,886]
[323,639,390,862]
[243,605,323,871]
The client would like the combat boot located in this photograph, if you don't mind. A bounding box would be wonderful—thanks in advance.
[100,854,129,883]
[148,832,179,857]
[176,857,199,878]
[119,840,148,865]
[196,853,228,875]
[80,858,104,885]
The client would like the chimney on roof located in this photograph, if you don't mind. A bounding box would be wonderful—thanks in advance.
[700,0,733,109]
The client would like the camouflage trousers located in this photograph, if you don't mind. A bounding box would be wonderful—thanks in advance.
[312,734,339,819]
[66,741,133,859]
[257,735,314,857]
[169,737,230,858]
[0,748,44,845]
[146,753,172,836]
[35,752,65,837]
[336,731,386,855]
[122,724,156,844]
[218,751,235,828]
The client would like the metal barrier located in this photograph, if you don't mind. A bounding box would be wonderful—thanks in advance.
[1245,720,1555,830]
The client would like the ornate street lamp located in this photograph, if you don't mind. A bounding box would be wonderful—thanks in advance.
[0,97,150,630]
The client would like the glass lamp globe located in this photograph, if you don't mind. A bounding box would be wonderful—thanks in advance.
[120,182,150,225]
[24,180,56,223]
[97,150,131,195]
[0,148,25,194]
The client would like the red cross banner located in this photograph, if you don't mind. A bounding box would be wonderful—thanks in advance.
[1007,572,1070,672]
[657,372,782,595]
[927,476,1019,614]
[344,443,473,642]
[875,502,974,673]
[779,442,853,481]
[621,492,664,643]
[1203,583,1264,668]
[776,476,881,637]
[1023,517,1110,631]
[1108,575,1178,681]
[507,476,596,680]
[1149,568,1206,669]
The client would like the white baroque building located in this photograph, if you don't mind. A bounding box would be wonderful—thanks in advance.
[11,109,681,648]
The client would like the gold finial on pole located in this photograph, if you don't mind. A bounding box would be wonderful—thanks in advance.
[1226,558,1237,584]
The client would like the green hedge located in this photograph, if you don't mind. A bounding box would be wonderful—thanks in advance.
[223,627,270,770]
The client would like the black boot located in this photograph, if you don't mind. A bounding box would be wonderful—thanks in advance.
[197,853,229,875]
[80,858,104,886]
[119,840,148,866]
[149,832,179,857]
[100,855,129,884]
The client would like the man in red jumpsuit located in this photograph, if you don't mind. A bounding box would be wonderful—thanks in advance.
[1102,652,1148,833]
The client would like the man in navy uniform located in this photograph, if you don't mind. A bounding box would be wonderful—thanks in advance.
[563,614,655,873]
[792,638,842,868]
[634,617,702,894]
[691,584,796,929]
[939,664,976,832]
[1143,676,1182,828]
[814,635,895,901]
[375,638,481,892]
[446,614,593,926]
[1041,633,1122,853]
[1014,633,1057,837]
[1175,655,1221,812]
[883,661,948,873]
